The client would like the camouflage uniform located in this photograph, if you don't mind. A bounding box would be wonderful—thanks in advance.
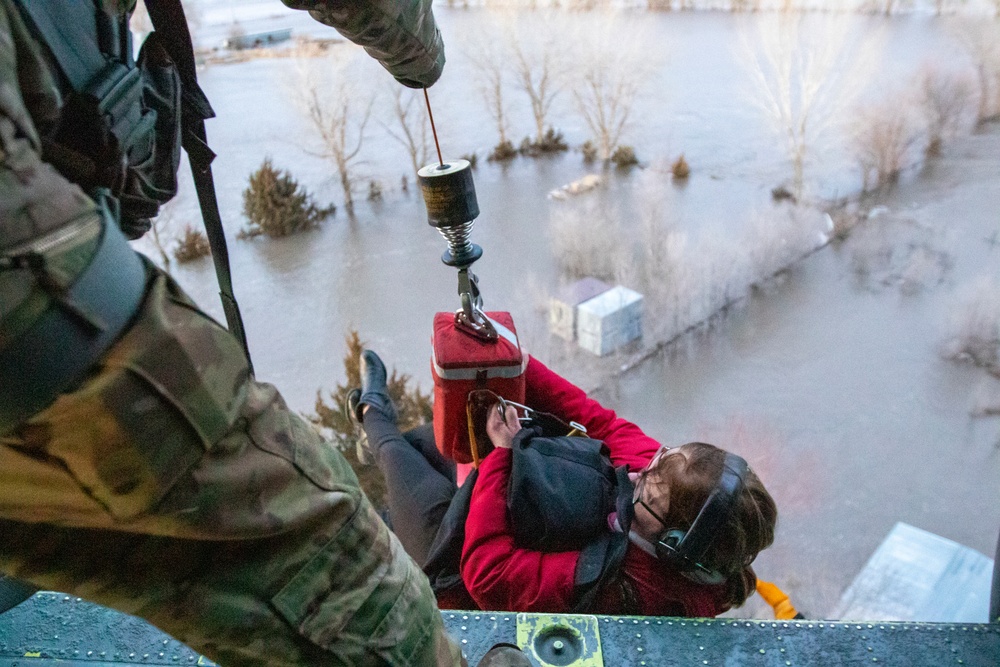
[0,1,463,665]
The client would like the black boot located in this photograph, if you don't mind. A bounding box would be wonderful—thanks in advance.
[355,349,397,424]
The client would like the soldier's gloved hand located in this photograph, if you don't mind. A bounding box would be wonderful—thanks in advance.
[282,0,446,88]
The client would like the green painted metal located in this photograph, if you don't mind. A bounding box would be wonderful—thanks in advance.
[516,614,602,667]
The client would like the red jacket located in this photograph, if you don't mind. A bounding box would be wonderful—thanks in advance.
[460,356,728,617]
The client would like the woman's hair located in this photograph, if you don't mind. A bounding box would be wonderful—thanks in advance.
[641,441,777,608]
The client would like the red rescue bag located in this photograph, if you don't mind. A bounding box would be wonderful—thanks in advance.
[431,311,526,464]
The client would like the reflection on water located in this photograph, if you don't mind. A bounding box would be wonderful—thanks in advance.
[134,7,999,619]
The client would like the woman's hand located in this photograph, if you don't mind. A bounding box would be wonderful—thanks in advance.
[486,403,520,450]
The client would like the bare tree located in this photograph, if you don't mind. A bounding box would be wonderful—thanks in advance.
[294,48,374,214]
[953,20,1000,124]
[382,86,430,176]
[916,64,974,157]
[852,98,917,192]
[739,14,882,199]
[571,13,650,161]
[466,29,513,153]
[509,21,565,144]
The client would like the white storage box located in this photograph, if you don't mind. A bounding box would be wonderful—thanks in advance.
[549,278,612,341]
[576,285,643,356]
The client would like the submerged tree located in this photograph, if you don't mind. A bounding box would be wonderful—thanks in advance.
[952,20,1000,124]
[467,26,514,160]
[510,19,566,148]
[383,85,431,176]
[309,331,433,510]
[240,158,334,238]
[571,12,651,161]
[739,14,883,199]
[916,64,974,157]
[294,45,374,215]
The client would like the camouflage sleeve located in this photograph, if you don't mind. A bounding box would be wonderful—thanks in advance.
[280,0,445,88]
[0,0,97,252]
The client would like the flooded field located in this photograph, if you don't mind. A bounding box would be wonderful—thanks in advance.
[135,3,1000,619]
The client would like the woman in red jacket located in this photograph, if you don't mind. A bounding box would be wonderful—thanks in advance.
[462,357,777,617]
[352,350,776,616]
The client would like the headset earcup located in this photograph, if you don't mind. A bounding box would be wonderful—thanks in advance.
[656,529,687,563]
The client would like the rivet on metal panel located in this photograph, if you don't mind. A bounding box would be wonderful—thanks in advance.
[461,626,467,631]
[818,624,824,629]
[785,661,791,666]
[780,648,785,653]
[636,633,642,638]
[644,620,650,625]
[637,647,643,652]
[461,639,468,645]
[491,616,496,621]
[475,615,481,620]
[759,649,766,654]
[699,646,705,651]
[867,647,873,652]
[951,647,958,653]
[463,615,469,620]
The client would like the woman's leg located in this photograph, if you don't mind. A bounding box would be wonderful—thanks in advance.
[362,412,457,567]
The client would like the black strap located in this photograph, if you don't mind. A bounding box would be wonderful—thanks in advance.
[144,0,253,374]
[14,0,105,91]
[572,466,635,613]
[0,575,37,615]
[0,211,148,436]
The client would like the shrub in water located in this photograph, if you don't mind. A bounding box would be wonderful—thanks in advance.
[611,145,639,168]
[488,140,517,162]
[461,152,478,169]
[240,158,334,239]
[310,331,433,511]
[671,154,690,179]
[173,225,211,263]
[368,180,383,202]
[581,140,599,163]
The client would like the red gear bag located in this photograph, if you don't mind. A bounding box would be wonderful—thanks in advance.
[431,311,526,464]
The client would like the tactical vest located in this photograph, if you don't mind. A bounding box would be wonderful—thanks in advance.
[14,0,182,240]
[1,0,251,435]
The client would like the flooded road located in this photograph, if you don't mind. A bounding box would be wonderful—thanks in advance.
[135,5,999,619]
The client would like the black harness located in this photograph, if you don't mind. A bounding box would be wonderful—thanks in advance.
[1,0,253,434]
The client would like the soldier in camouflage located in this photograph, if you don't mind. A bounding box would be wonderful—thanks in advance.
[0,0,465,664]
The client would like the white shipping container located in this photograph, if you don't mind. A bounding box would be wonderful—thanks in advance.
[576,285,643,356]
[548,277,611,341]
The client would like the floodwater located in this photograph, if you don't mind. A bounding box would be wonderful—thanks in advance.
[136,5,999,619]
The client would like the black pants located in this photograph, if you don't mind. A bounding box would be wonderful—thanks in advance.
[362,412,458,567]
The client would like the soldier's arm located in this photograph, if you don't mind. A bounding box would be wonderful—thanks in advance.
[280,0,445,88]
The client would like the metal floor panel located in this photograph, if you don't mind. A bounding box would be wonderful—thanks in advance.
[442,612,1000,667]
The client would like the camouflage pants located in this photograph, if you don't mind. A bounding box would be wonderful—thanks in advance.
[0,269,464,667]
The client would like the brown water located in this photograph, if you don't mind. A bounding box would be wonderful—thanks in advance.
[135,6,1000,619]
